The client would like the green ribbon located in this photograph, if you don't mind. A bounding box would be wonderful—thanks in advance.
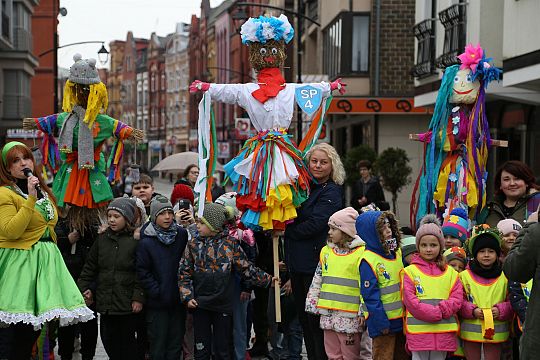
[1,141,27,164]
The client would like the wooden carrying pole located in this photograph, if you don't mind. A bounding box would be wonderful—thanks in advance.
[273,234,281,323]
[408,133,508,147]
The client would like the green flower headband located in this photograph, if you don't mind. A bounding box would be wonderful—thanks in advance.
[1,141,27,164]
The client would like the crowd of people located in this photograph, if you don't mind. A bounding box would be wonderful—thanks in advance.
[0,140,539,360]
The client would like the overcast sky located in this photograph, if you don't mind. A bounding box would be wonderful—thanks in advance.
[57,0,225,69]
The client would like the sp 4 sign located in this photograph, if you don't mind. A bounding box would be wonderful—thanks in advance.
[295,85,322,116]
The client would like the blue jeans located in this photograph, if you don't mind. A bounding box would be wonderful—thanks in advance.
[233,280,250,360]
[268,287,303,360]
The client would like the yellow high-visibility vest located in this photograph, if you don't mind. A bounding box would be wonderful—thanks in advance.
[517,279,533,331]
[403,264,459,334]
[317,245,365,313]
[459,270,509,343]
[362,248,404,320]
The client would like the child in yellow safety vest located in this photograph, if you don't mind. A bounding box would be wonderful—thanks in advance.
[355,210,407,360]
[459,226,513,360]
[402,215,463,360]
[306,207,372,360]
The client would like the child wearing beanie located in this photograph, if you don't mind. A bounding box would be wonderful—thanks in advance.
[442,208,469,249]
[400,235,417,266]
[443,247,467,273]
[497,219,522,260]
[355,210,406,360]
[136,195,189,360]
[459,226,513,360]
[178,202,277,360]
[305,207,372,360]
[78,197,145,359]
[402,214,463,360]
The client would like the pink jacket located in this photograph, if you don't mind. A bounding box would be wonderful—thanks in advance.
[459,265,514,322]
[402,254,463,352]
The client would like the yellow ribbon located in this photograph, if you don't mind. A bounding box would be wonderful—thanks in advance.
[481,308,495,340]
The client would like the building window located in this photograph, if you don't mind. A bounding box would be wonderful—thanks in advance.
[411,19,435,78]
[2,70,31,119]
[323,13,369,79]
[436,2,466,69]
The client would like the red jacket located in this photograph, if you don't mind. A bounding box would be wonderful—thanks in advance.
[402,254,463,352]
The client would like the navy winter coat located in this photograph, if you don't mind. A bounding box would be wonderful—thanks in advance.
[356,211,403,338]
[285,180,344,275]
[136,222,188,309]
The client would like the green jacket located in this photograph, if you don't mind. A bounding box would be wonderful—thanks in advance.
[482,191,540,227]
[78,229,145,315]
[503,222,540,360]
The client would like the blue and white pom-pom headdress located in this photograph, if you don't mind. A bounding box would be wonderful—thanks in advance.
[240,14,294,45]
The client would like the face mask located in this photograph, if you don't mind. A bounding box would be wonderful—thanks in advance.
[385,238,397,252]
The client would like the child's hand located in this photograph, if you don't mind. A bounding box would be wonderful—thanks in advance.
[98,223,109,234]
[491,306,500,319]
[133,227,141,240]
[473,308,484,319]
[176,209,195,226]
[187,299,198,309]
[281,279,292,296]
[270,276,280,288]
[278,261,287,272]
[68,230,80,244]
[132,301,143,313]
[82,289,93,306]
[381,328,390,335]
[240,292,251,302]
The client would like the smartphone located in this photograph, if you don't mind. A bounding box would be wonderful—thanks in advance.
[177,199,191,210]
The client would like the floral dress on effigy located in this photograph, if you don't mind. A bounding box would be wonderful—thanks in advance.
[202,81,330,231]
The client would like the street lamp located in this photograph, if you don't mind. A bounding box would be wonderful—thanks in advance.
[97,44,110,65]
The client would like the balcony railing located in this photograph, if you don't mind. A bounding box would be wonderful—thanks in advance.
[411,19,436,78]
[3,94,31,119]
[13,27,32,52]
[436,3,466,69]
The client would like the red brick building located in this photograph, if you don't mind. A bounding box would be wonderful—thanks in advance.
[31,0,57,117]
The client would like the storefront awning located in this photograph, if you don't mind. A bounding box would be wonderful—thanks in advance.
[327,97,432,115]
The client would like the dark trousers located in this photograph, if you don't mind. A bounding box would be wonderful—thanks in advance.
[193,308,232,360]
[136,310,149,360]
[100,314,138,360]
[291,272,327,360]
[0,323,40,360]
[251,286,269,351]
[146,305,186,360]
[57,309,98,360]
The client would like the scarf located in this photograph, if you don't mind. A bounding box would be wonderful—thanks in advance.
[251,67,286,104]
[469,259,503,279]
[58,105,95,169]
[144,222,178,245]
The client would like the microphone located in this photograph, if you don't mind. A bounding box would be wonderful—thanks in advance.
[22,168,42,193]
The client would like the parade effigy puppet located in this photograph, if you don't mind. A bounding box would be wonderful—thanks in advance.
[190,14,345,231]
[411,44,503,226]
[23,54,144,231]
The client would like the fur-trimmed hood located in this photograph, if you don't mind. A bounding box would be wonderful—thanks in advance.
[355,210,401,256]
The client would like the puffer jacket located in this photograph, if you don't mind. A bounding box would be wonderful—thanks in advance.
[356,210,403,338]
[483,191,540,227]
[285,180,344,275]
[78,228,145,315]
[178,225,272,314]
[402,253,462,352]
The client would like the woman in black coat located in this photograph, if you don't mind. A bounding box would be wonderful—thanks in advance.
[285,143,345,360]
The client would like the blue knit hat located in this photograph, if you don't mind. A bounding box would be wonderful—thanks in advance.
[442,208,469,244]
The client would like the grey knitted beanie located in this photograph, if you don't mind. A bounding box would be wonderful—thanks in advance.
[108,197,137,225]
[201,202,231,232]
[150,195,174,223]
[69,53,100,85]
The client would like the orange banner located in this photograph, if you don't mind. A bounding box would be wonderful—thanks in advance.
[327,97,432,114]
